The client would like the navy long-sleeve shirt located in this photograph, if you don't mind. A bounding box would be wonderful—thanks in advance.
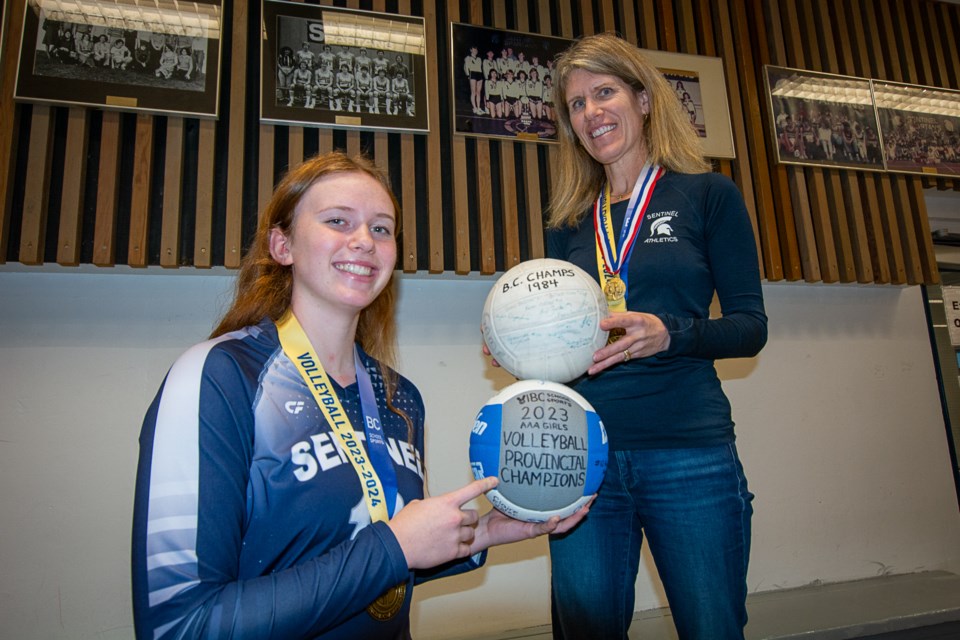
[132,318,481,639]
[547,171,767,450]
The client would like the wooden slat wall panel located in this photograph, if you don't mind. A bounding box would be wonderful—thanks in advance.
[258,124,275,216]
[447,0,470,274]
[345,0,362,160]
[873,0,926,285]
[889,0,939,283]
[729,0,781,280]
[947,2,960,193]
[813,0,872,283]
[423,0,444,273]
[578,0,595,35]
[714,0,764,279]
[19,106,53,265]
[194,120,216,267]
[400,134,417,271]
[0,0,953,285]
[750,0,803,282]
[621,0,638,45]
[856,0,906,283]
[92,111,122,267]
[695,0,730,184]
[657,0,678,52]
[56,108,88,266]
[490,1,519,271]
[754,0,808,282]
[224,0,248,268]
[936,1,960,91]
[781,0,839,283]
[834,0,891,283]
[127,114,154,268]
[924,1,957,188]
[468,0,496,275]
[447,0,471,274]
[397,0,418,273]
[798,0,851,283]
[160,118,184,268]
[516,0,544,262]
[370,0,388,179]
[0,0,26,264]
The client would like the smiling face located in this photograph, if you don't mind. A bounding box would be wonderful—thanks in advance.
[564,68,649,175]
[270,172,397,319]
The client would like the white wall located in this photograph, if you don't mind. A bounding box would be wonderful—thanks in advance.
[1,265,959,640]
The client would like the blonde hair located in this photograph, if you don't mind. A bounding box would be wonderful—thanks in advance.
[548,33,711,228]
[211,152,410,433]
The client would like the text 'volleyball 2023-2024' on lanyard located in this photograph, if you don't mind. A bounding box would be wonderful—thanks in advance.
[276,311,407,621]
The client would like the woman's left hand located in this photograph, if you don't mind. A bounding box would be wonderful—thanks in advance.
[469,495,595,554]
[587,311,670,375]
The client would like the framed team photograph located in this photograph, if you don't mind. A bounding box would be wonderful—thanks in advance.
[872,80,960,177]
[14,0,222,118]
[764,65,884,172]
[261,0,428,134]
[641,49,735,159]
[450,23,571,143]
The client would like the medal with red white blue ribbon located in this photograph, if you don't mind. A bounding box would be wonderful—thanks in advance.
[594,162,664,316]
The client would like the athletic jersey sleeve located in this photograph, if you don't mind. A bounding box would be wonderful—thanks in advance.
[655,174,767,361]
[132,334,412,639]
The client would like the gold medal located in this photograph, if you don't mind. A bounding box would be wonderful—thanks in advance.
[606,327,626,345]
[603,275,626,304]
[367,582,407,621]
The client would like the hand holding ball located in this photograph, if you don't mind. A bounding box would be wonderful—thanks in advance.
[469,380,608,522]
[482,259,609,384]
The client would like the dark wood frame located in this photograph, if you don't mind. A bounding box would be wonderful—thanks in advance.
[450,22,571,143]
[14,0,222,118]
[873,79,960,178]
[764,65,885,172]
[260,0,429,134]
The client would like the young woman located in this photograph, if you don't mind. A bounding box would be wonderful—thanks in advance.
[501,70,521,119]
[464,45,485,115]
[277,46,296,101]
[289,60,314,108]
[484,68,503,119]
[132,152,588,639]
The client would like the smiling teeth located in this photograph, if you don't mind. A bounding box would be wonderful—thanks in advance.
[592,125,615,138]
[337,263,372,276]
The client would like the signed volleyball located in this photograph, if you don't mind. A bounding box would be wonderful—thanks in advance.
[482,258,609,383]
[469,380,608,522]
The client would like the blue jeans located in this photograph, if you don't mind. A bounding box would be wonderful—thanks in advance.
[549,444,753,640]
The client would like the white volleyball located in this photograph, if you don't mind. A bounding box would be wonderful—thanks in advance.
[469,379,609,522]
[482,258,609,383]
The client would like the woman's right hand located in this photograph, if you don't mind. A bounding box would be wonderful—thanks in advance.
[387,477,498,569]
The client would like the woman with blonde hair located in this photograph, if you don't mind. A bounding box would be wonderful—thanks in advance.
[133,152,589,639]
[543,33,767,639]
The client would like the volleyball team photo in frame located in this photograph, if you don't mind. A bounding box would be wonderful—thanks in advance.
[764,65,885,172]
[260,0,428,133]
[14,0,222,118]
[872,80,960,178]
[450,23,571,143]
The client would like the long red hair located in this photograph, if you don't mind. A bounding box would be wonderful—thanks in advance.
[212,152,399,365]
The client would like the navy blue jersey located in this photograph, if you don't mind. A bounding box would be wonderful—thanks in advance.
[547,171,767,450]
[132,317,478,639]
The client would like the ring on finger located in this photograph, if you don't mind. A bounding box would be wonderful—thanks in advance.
[622,349,631,362]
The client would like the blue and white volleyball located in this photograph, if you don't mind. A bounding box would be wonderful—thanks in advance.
[469,380,608,522]
[482,258,609,384]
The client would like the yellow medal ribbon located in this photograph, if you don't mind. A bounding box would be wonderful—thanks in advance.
[275,311,405,620]
[596,182,628,314]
